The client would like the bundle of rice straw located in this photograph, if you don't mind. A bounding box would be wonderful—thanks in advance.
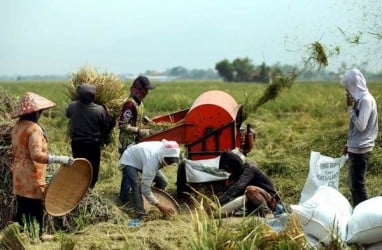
[67,66,126,145]
[67,66,125,117]
[307,41,329,69]
[0,89,18,230]
[0,223,26,249]
[241,70,297,122]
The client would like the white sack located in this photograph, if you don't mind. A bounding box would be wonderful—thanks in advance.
[365,241,382,250]
[299,151,347,204]
[220,195,246,215]
[346,196,382,245]
[185,157,230,183]
[291,185,352,244]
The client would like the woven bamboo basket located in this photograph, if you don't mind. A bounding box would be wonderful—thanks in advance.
[143,187,181,214]
[44,158,93,217]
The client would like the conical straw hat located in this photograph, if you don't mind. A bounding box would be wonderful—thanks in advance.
[11,92,56,119]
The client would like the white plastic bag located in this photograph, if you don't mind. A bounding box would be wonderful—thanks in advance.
[299,151,347,204]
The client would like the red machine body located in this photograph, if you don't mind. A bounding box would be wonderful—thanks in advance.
[141,90,252,159]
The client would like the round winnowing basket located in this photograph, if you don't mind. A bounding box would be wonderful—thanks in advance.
[44,158,92,217]
[143,187,181,214]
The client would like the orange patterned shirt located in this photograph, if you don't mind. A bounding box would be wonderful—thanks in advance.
[12,120,49,199]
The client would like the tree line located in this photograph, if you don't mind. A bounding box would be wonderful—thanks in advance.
[4,58,382,82]
[153,57,382,82]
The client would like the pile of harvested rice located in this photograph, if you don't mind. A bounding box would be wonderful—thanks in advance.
[44,191,113,233]
[0,89,18,229]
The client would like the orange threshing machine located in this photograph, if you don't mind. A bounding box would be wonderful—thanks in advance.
[140,90,254,195]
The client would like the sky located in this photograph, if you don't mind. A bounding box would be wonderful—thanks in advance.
[0,0,381,76]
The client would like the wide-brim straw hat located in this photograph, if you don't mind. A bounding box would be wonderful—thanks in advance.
[44,158,93,217]
[143,187,181,214]
[11,92,56,119]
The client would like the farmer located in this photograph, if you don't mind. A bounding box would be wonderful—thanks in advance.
[218,150,284,216]
[118,75,155,204]
[66,84,116,189]
[119,139,180,219]
[340,68,378,207]
[11,92,73,240]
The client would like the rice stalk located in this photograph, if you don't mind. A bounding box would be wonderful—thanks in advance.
[44,191,112,234]
[0,223,26,250]
[242,70,297,121]
[0,90,18,230]
[58,233,77,250]
[67,65,125,117]
[0,88,18,122]
[21,216,40,243]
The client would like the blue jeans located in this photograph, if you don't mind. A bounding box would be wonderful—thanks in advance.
[119,169,131,203]
[120,165,168,217]
[120,166,168,203]
[347,152,370,207]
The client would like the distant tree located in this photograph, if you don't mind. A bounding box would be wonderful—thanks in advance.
[215,59,234,81]
[169,66,188,77]
[232,57,254,81]
[144,70,160,75]
[188,68,219,79]
[253,62,270,82]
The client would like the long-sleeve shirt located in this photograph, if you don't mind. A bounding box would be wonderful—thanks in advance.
[118,97,145,150]
[218,163,279,205]
[12,120,48,199]
[347,93,378,153]
[119,141,164,205]
[66,101,115,143]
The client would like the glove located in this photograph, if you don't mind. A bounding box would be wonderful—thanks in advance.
[48,155,74,166]
[138,128,151,137]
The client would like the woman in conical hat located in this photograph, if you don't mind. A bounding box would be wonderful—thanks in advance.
[11,92,73,240]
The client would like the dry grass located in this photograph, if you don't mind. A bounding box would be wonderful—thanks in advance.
[0,89,17,229]
[67,65,125,117]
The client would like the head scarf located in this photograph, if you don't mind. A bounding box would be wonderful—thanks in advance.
[77,84,96,104]
[340,68,368,101]
[160,140,180,165]
[219,150,244,175]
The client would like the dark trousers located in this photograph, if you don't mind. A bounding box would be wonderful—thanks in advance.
[14,196,44,237]
[120,165,168,217]
[71,140,101,189]
[347,152,370,207]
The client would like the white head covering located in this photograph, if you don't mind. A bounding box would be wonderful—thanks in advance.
[340,68,368,101]
[162,140,180,158]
